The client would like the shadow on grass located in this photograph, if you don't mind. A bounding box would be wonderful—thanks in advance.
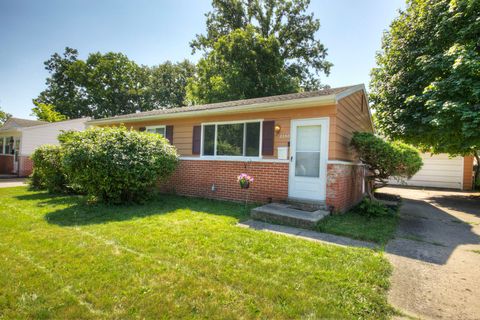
[15,192,252,227]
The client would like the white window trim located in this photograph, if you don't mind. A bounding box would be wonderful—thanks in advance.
[145,125,166,136]
[200,119,263,160]
[145,125,166,132]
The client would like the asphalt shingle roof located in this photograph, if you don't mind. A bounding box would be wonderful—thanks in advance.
[0,118,48,131]
[90,85,356,123]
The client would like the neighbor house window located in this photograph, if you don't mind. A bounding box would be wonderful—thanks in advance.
[0,137,4,154]
[4,136,13,155]
[202,121,262,157]
[146,126,165,137]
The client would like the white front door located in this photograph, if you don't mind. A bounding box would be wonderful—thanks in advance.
[288,118,329,201]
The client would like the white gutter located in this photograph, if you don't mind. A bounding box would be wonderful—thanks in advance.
[88,94,338,125]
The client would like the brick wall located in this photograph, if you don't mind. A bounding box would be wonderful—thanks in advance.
[0,155,14,174]
[18,156,33,177]
[326,163,365,213]
[160,160,289,203]
[159,159,366,211]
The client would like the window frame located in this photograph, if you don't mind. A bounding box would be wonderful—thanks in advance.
[0,137,4,155]
[145,125,166,137]
[200,119,263,160]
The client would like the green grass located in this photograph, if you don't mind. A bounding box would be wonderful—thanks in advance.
[0,187,394,319]
[317,210,398,245]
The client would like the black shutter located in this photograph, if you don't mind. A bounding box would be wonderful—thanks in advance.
[139,127,146,132]
[192,125,201,155]
[262,121,275,156]
[165,125,174,144]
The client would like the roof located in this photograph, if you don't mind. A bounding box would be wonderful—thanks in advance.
[19,117,91,131]
[0,118,48,132]
[89,84,366,125]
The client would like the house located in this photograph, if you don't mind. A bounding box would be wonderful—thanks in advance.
[88,84,373,212]
[0,117,89,177]
[389,153,476,190]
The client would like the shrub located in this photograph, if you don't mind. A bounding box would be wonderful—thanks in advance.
[351,132,423,198]
[30,145,67,193]
[353,198,389,218]
[60,126,179,204]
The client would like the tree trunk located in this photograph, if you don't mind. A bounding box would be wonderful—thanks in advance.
[365,176,376,200]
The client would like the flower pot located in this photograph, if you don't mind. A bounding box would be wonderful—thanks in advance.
[240,181,250,189]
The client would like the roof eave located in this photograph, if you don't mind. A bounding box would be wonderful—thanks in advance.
[87,94,337,126]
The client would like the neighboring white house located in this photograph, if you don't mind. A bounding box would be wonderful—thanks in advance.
[389,153,475,190]
[0,117,89,176]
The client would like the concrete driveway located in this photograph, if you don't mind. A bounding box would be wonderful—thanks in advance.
[381,187,480,320]
[0,178,27,188]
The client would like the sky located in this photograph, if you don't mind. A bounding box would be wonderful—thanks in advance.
[0,0,405,119]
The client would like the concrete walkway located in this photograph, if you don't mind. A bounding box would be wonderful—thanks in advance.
[0,178,27,188]
[381,187,480,320]
[238,220,377,249]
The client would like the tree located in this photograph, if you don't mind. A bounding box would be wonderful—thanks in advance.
[191,0,332,91]
[351,132,423,199]
[0,106,11,125]
[36,47,89,119]
[36,48,195,118]
[370,0,480,179]
[148,60,196,108]
[78,52,150,118]
[186,26,299,104]
[31,101,67,122]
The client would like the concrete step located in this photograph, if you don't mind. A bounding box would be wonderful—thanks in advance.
[251,203,329,229]
[286,197,329,211]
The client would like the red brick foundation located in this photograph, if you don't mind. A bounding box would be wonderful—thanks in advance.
[160,160,289,203]
[326,163,365,213]
[160,159,366,211]
[18,156,33,177]
[0,155,14,174]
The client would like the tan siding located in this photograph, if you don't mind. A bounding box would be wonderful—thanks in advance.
[463,156,474,190]
[335,91,374,161]
[100,104,337,159]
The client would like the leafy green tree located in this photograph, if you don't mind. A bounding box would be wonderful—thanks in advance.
[36,48,195,118]
[36,47,90,118]
[148,60,196,108]
[187,26,299,104]
[78,52,150,118]
[370,0,480,176]
[0,106,11,125]
[191,0,332,91]
[31,101,67,122]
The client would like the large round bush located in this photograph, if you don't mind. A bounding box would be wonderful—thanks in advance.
[351,132,423,197]
[30,144,67,193]
[59,126,179,203]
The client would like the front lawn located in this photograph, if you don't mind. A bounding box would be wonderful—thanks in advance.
[0,187,394,319]
[317,207,398,245]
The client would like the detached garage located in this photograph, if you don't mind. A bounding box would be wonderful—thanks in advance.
[389,153,475,190]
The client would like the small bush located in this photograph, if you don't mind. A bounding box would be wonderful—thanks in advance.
[351,132,423,195]
[30,145,67,193]
[60,126,179,204]
[353,198,389,218]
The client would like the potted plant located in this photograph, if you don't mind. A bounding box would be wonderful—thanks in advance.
[237,173,254,189]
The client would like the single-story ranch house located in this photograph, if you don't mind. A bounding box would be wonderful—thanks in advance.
[0,117,89,177]
[89,84,372,212]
